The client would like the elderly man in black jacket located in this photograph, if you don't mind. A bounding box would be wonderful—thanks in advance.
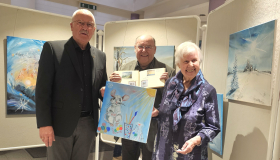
[36,9,107,160]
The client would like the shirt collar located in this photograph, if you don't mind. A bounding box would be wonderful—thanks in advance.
[135,58,155,71]
[71,36,91,51]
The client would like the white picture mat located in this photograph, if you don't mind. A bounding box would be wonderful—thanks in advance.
[139,68,165,88]
[115,70,140,86]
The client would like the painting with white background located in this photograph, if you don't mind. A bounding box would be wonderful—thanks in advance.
[226,20,275,106]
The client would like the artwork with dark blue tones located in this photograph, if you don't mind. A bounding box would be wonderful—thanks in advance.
[7,36,45,114]
[226,20,275,106]
[114,46,175,71]
[97,81,156,143]
[209,94,223,155]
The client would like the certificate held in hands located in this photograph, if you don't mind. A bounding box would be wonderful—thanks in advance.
[114,68,166,88]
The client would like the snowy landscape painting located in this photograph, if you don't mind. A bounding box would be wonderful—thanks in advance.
[97,81,156,143]
[226,20,275,106]
[113,46,175,71]
[209,94,223,155]
[7,36,45,114]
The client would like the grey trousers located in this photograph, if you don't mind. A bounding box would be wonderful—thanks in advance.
[47,116,95,160]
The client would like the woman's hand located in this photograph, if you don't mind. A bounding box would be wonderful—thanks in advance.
[152,107,159,117]
[176,136,201,154]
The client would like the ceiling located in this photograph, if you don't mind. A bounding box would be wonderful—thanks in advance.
[45,0,209,22]
[86,0,209,12]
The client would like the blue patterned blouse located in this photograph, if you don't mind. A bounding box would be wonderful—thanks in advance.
[152,70,220,160]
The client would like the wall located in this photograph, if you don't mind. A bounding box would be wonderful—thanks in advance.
[34,0,77,19]
[11,0,35,9]
[143,0,208,19]
[204,0,280,160]
[0,0,10,4]
[159,2,209,22]
[209,0,225,12]
[0,3,96,150]
[102,16,200,143]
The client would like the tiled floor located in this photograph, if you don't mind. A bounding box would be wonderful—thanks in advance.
[0,148,114,160]
[0,149,46,160]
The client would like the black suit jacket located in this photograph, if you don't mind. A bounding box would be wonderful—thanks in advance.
[36,37,107,137]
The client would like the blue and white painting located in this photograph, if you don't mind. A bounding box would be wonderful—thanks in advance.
[226,20,275,106]
[114,46,175,71]
[7,36,45,114]
[97,81,156,143]
[209,94,223,155]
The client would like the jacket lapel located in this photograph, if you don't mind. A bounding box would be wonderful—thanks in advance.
[91,48,96,85]
[65,41,83,84]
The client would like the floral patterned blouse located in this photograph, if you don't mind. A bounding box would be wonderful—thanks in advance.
[152,70,220,160]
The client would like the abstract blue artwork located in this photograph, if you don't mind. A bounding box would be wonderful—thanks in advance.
[7,36,45,114]
[209,94,223,155]
[97,81,156,143]
[114,46,175,71]
[226,20,275,106]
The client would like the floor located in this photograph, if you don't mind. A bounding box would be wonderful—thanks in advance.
[0,149,114,160]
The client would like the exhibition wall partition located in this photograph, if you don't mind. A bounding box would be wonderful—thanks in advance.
[102,16,201,144]
[204,0,280,160]
[0,3,96,150]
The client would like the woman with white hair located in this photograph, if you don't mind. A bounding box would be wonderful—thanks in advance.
[152,42,220,160]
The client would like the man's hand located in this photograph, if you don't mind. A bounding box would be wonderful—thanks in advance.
[39,126,55,147]
[176,136,201,155]
[152,107,159,117]
[109,73,122,82]
[159,72,169,82]
[100,87,105,97]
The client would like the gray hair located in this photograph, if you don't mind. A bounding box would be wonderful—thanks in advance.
[135,35,156,46]
[72,9,95,25]
[175,41,203,66]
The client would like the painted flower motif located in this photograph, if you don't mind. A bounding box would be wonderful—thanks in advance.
[172,144,179,160]
[160,121,169,139]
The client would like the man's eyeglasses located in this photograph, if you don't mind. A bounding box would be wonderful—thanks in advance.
[137,45,155,50]
[73,20,94,29]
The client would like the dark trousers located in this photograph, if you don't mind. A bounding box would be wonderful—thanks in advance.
[122,139,152,160]
[47,116,95,160]
[113,145,122,157]
[121,119,158,160]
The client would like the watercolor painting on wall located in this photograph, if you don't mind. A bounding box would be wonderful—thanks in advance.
[113,46,175,71]
[226,20,275,106]
[6,36,45,114]
[209,94,223,155]
[97,81,156,143]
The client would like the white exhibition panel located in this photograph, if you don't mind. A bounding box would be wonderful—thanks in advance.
[104,16,200,84]
[0,3,96,150]
[204,0,280,160]
[103,16,200,144]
